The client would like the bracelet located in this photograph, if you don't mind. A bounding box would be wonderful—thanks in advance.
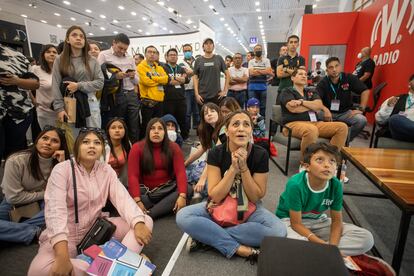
[179,194,187,200]
[307,233,314,239]
[135,199,142,203]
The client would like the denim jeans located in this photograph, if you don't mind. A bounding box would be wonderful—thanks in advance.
[389,114,414,142]
[227,90,247,109]
[185,89,200,130]
[331,110,367,141]
[176,202,287,258]
[248,89,267,118]
[0,199,45,245]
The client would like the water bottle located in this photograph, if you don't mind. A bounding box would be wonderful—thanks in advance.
[340,161,347,184]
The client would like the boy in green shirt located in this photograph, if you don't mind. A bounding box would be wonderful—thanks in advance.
[276,142,374,256]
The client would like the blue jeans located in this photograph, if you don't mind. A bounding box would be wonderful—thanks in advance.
[389,114,414,142]
[176,202,287,258]
[185,89,200,130]
[248,89,267,118]
[0,199,45,245]
[331,110,367,141]
[227,90,247,109]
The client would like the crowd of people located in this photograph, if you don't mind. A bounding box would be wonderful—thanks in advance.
[0,24,408,275]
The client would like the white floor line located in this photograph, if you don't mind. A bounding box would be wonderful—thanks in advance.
[161,233,189,276]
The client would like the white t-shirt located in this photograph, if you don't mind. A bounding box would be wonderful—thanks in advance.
[228,66,249,91]
[30,65,55,115]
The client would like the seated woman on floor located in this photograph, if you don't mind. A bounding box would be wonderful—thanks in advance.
[176,110,287,263]
[28,128,153,276]
[128,118,190,219]
[105,118,131,187]
[0,125,68,245]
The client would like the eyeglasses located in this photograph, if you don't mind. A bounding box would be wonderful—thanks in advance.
[43,125,65,135]
[80,127,107,140]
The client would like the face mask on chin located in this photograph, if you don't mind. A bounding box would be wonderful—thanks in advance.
[167,130,177,142]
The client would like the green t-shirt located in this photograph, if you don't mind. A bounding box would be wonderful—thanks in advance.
[276,171,343,219]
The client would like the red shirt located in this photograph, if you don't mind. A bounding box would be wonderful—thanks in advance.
[128,141,187,198]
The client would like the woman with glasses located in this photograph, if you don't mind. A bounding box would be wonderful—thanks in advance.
[128,118,189,219]
[0,126,68,245]
[28,128,153,276]
[30,44,59,129]
[105,118,131,187]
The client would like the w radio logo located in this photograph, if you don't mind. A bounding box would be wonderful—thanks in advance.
[370,0,414,48]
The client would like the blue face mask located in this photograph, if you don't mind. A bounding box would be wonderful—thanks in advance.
[184,51,192,59]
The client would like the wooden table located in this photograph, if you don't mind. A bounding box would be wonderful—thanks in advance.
[341,147,414,274]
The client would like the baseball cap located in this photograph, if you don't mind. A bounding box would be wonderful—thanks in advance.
[247,98,260,107]
[202,38,214,45]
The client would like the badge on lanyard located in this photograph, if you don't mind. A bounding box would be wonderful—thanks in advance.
[330,99,340,111]
[308,111,318,122]
[175,84,182,89]
[157,85,164,91]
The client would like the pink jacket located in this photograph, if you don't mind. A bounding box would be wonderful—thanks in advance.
[41,159,147,248]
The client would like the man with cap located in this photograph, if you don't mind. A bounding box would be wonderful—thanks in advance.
[246,97,266,139]
[193,38,229,107]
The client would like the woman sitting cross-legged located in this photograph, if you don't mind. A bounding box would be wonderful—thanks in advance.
[0,126,68,245]
[128,118,191,219]
[28,128,153,276]
[176,111,287,262]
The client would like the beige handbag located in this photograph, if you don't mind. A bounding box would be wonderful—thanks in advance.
[64,92,76,123]
[9,202,40,223]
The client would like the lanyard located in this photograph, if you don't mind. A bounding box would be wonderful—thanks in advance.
[408,95,414,109]
[167,63,177,77]
[329,73,342,99]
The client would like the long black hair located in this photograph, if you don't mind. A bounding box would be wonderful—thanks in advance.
[141,118,173,176]
[198,102,223,151]
[105,118,131,161]
[39,44,57,74]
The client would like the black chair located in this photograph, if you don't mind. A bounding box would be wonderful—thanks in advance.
[268,105,330,175]
[371,121,414,149]
[258,237,349,276]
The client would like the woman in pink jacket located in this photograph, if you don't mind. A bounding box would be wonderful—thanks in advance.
[28,128,153,276]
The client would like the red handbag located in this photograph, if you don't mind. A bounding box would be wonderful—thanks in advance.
[207,195,256,227]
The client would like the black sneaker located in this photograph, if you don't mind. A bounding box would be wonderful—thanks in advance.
[185,236,211,253]
[245,248,260,265]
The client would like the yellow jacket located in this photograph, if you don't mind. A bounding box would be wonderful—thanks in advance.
[137,60,169,102]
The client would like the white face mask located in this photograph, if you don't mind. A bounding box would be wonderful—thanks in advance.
[357,52,362,59]
[167,130,177,142]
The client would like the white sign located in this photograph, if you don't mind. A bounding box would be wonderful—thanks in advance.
[24,19,67,56]
[127,21,214,61]
[370,0,414,66]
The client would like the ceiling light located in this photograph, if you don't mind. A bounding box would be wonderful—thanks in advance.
[186,19,193,24]
[162,27,167,30]
[259,21,263,25]
[178,14,182,18]
[63,1,71,5]
[313,4,317,8]
[88,32,94,35]
[100,15,106,19]
[203,0,208,2]
[256,8,261,12]
[193,25,197,29]
[57,24,62,28]
[233,34,236,37]
[126,24,131,28]
[21,14,28,18]
[113,31,118,34]
[85,22,89,25]
[41,20,47,23]
[138,29,143,32]
[118,5,124,10]
[131,11,137,16]
[54,13,60,16]
[169,30,173,33]
[208,5,214,9]
[258,16,262,20]
[168,7,174,13]
[255,1,260,6]
[153,22,158,26]
[214,12,219,15]
[100,27,106,30]
[145,32,150,35]
[220,17,224,21]
[158,1,165,6]
[70,17,76,21]
[85,9,92,13]
[142,16,147,21]
[113,19,119,23]
[224,23,228,27]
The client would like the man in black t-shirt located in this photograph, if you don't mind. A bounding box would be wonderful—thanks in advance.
[317,57,369,141]
[279,68,348,157]
[271,45,287,86]
[353,47,376,89]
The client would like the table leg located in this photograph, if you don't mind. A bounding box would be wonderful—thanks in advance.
[392,211,411,274]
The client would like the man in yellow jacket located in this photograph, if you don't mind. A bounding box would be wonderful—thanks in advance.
[137,45,169,138]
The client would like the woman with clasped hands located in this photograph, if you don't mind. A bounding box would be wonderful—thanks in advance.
[28,128,152,276]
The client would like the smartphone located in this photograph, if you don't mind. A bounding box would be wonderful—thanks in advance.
[125,69,135,73]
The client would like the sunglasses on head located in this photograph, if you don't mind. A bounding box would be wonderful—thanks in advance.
[80,127,107,140]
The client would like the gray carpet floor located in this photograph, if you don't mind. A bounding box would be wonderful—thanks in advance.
[0,86,413,275]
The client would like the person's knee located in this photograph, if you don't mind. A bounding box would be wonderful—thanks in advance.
[302,125,319,139]
[388,114,403,129]
[175,207,189,229]
[360,229,375,253]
